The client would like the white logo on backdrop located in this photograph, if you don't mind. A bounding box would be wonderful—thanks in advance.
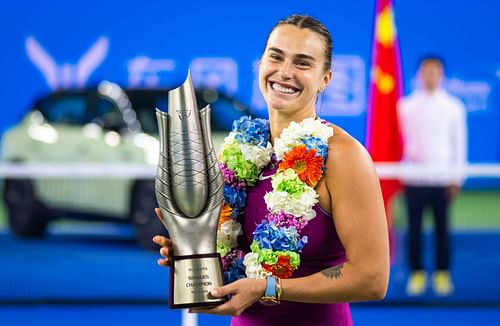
[445,78,491,112]
[322,55,366,116]
[189,58,238,95]
[250,55,366,116]
[26,36,109,90]
[127,56,176,87]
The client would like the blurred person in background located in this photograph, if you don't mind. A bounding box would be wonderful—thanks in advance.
[398,56,467,296]
[154,14,389,325]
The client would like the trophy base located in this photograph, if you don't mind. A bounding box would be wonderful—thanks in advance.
[169,253,227,309]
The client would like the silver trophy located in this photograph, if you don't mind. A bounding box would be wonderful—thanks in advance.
[155,71,226,308]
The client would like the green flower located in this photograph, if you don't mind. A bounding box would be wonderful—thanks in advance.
[272,169,305,195]
[221,143,260,185]
[217,243,232,257]
[250,240,300,269]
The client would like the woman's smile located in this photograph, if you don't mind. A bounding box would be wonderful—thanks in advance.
[259,24,330,115]
[268,80,301,96]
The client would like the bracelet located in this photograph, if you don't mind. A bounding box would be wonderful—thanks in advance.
[259,276,282,306]
[276,276,283,302]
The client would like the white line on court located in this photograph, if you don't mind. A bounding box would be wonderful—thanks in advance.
[182,309,198,326]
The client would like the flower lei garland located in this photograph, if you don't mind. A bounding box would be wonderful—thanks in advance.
[217,116,333,283]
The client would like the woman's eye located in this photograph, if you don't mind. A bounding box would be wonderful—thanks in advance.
[270,54,281,61]
[296,60,311,67]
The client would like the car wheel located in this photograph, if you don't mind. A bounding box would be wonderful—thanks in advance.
[3,179,49,237]
[130,180,168,250]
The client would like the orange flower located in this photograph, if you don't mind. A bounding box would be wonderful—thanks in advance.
[279,144,323,187]
[218,204,232,230]
[262,255,295,279]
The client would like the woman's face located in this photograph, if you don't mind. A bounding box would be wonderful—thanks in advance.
[259,24,331,115]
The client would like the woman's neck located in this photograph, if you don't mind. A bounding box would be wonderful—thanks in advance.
[268,108,317,145]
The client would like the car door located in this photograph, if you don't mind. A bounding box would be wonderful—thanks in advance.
[32,92,138,218]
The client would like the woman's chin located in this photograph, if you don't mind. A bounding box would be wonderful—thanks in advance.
[267,98,297,112]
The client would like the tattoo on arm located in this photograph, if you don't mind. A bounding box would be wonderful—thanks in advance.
[321,264,344,280]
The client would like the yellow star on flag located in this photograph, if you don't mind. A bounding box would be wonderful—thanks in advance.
[376,5,396,48]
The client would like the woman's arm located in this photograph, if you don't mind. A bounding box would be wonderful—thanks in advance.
[190,133,389,315]
[281,133,389,303]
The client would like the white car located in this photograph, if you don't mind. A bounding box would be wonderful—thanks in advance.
[1,81,251,249]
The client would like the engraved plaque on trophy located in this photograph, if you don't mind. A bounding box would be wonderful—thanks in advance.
[155,71,226,308]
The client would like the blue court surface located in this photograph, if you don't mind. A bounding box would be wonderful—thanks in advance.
[0,224,499,325]
[1,304,500,326]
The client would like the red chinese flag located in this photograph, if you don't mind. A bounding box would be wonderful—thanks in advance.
[366,0,403,223]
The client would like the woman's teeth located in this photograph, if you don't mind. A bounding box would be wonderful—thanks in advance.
[272,82,297,94]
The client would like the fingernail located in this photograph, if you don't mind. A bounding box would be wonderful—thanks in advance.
[210,288,220,296]
[157,259,163,265]
[152,236,158,242]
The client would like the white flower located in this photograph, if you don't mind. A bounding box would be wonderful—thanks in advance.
[310,121,334,142]
[216,220,242,248]
[274,137,299,160]
[273,118,333,160]
[223,131,237,145]
[243,252,259,265]
[220,132,239,156]
[240,142,273,169]
[243,253,270,279]
[300,118,319,135]
[264,185,319,220]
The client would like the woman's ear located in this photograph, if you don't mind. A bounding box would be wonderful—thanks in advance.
[321,70,333,91]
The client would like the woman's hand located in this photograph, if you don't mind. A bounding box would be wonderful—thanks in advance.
[189,278,266,316]
[152,208,173,267]
[152,207,265,315]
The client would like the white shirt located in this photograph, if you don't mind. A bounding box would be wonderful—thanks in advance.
[397,88,467,186]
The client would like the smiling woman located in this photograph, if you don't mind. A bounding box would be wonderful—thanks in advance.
[154,14,389,326]
[259,22,332,119]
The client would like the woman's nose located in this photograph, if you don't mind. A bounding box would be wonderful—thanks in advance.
[278,61,293,80]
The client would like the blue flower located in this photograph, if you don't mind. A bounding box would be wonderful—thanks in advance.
[230,207,240,219]
[232,116,270,147]
[252,220,307,252]
[224,258,246,283]
[224,185,247,210]
[301,137,329,162]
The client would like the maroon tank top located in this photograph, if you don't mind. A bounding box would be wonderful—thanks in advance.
[231,159,353,326]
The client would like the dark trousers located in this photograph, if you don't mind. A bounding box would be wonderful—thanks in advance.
[405,185,451,272]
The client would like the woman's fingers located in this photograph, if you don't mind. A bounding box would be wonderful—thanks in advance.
[155,242,172,267]
[154,208,163,220]
[152,235,172,247]
[157,258,170,267]
[152,221,173,267]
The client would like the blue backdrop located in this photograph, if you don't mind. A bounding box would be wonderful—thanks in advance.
[1,0,499,163]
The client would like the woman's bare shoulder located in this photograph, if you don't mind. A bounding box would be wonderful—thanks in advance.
[324,124,375,176]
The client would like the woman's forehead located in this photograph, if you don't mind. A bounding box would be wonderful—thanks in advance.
[266,25,325,58]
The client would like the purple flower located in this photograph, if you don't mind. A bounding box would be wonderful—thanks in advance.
[267,211,308,233]
[220,163,247,190]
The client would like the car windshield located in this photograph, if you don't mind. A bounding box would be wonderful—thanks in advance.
[36,93,128,133]
[39,96,88,124]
